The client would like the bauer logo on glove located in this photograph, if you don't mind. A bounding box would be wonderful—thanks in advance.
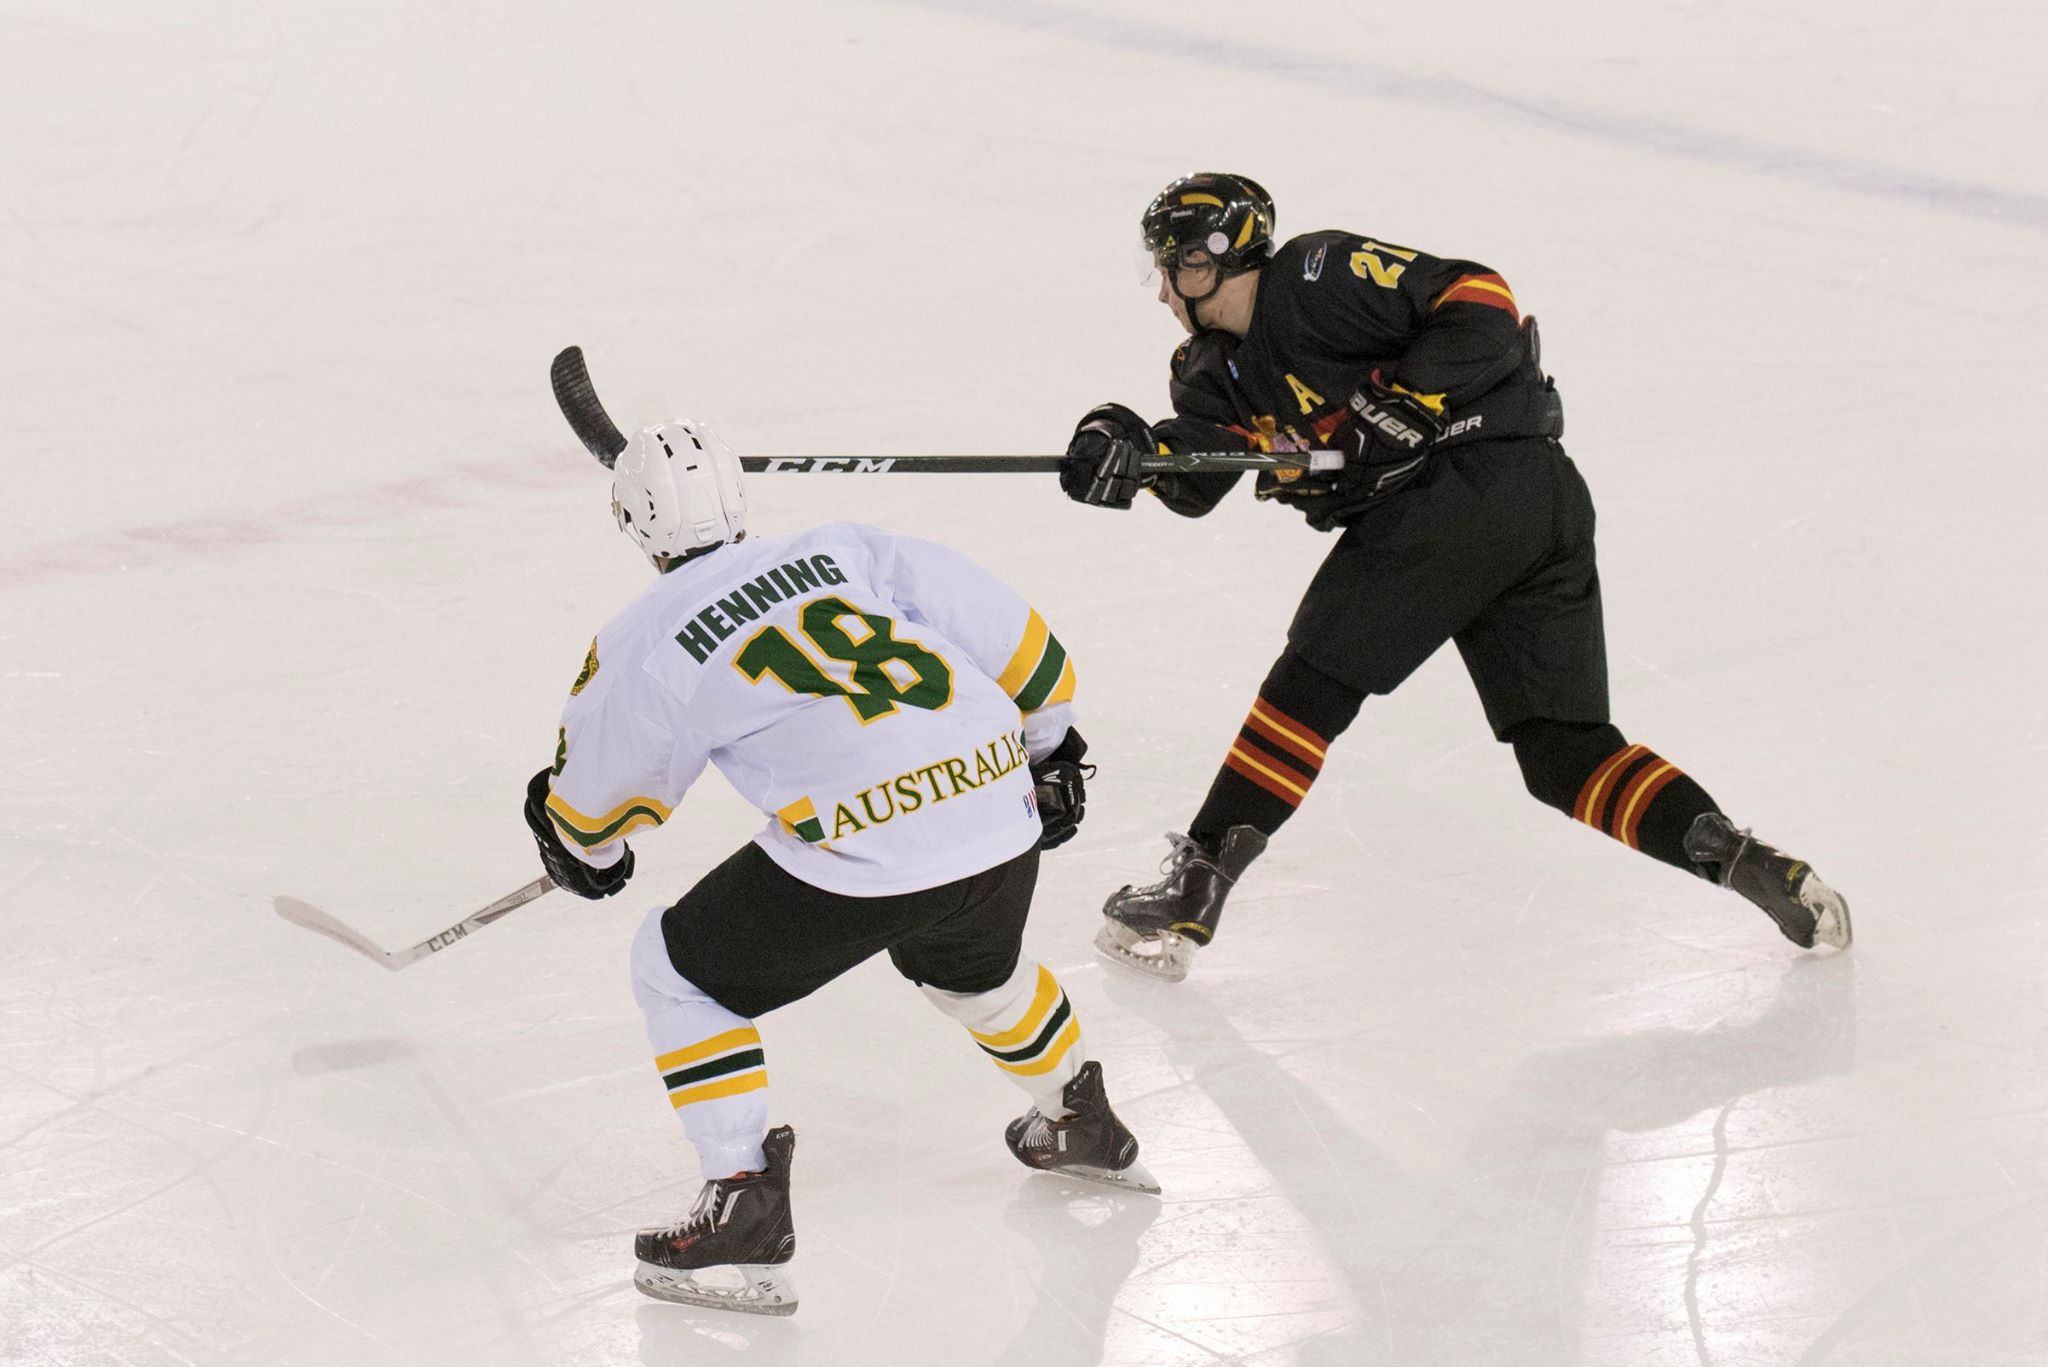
[1347,390,1433,450]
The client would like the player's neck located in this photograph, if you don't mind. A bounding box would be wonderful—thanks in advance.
[1194,271,1260,338]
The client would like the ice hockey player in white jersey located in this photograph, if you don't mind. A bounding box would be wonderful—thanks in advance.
[521,420,1157,1316]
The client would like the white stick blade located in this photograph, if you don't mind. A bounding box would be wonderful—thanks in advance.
[273,896,402,971]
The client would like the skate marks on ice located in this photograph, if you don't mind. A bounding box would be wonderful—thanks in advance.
[877,0,2048,232]
[633,1300,800,1363]
[1091,951,1858,1365]
[1788,1190,2048,1367]
[988,1181,1171,1367]
[1090,965,1400,1365]
[1453,955,1856,1365]
[288,1037,419,1076]
[626,1178,1173,1365]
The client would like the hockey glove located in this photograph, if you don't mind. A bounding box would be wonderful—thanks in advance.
[524,767,635,900]
[1060,404,1155,509]
[1030,728,1094,851]
[1267,377,1444,531]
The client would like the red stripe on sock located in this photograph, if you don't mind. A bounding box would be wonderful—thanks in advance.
[1574,744,1645,827]
[1243,704,1326,771]
[1237,726,1320,782]
[1617,762,1684,849]
[1224,746,1307,805]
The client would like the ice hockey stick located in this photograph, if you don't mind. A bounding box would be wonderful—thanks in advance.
[273,875,555,971]
[549,345,1338,474]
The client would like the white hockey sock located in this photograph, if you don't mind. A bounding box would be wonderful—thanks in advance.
[921,957,1086,1117]
[630,906,769,1176]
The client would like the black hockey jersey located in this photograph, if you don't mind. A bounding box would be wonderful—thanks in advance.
[1155,231,1561,519]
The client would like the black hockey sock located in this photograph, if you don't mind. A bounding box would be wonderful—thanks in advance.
[1189,651,1365,848]
[1508,719,1721,875]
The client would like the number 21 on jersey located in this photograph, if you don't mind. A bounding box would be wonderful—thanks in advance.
[1350,239,1419,288]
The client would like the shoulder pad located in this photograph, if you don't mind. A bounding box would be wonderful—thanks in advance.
[1270,231,1348,286]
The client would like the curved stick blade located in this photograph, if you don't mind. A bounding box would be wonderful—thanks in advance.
[274,895,402,971]
[550,345,629,468]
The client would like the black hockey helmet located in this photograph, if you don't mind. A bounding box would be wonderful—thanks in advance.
[1141,173,1276,300]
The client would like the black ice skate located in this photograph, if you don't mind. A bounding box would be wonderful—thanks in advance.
[1684,813,1852,950]
[633,1125,798,1316]
[1094,826,1267,982]
[1005,1060,1160,1194]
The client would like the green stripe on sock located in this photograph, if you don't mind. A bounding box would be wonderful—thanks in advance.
[663,1047,766,1091]
[980,996,1071,1064]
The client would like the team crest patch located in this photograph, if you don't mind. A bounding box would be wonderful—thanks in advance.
[1303,243,1327,281]
[571,639,600,695]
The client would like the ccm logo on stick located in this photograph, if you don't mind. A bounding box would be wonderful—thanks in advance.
[764,458,898,473]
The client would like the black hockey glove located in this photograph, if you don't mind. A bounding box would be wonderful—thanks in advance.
[1029,728,1094,851]
[524,768,635,900]
[1060,404,1155,509]
[1266,377,1444,531]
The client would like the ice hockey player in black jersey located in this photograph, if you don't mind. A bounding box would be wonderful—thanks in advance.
[1061,172,1852,983]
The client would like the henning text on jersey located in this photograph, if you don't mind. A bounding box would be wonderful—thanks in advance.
[545,523,1078,896]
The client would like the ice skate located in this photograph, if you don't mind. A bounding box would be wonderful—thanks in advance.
[1685,813,1852,950]
[1094,826,1266,982]
[1005,1060,1160,1194]
[633,1125,798,1316]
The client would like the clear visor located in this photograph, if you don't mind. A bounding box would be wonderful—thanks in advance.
[1137,231,1230,287]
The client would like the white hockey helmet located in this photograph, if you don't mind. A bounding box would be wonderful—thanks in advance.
[611,420,747,567]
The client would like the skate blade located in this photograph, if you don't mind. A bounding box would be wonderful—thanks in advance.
[1805,879,1853,950]
[1093,919,1195,983]
[634,1261,797,1316]
[1032,1157,1162,1196]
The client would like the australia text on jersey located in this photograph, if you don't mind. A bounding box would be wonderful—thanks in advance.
[780,730,1030,845]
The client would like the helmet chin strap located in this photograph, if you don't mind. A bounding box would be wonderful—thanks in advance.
[1170,270,1218,331]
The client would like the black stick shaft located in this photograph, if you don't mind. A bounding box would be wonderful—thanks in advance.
[738,452,1339,474]
[551,345,1339,475]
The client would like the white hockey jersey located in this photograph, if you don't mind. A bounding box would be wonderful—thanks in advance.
[541,522,1079,896]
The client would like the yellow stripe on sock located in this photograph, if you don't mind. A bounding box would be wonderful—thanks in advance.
[655,1027,761,1074]
[1614,761,1677,848]
[997,1017,1082,1076]
[667,1070,768,1109]
[969,965,1059,1049]
[1227,744,1311,798]
[1248,702,1327,759]
[1575,744,1646,826]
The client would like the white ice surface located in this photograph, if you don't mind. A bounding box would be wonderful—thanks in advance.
[4,2,2046,1364]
